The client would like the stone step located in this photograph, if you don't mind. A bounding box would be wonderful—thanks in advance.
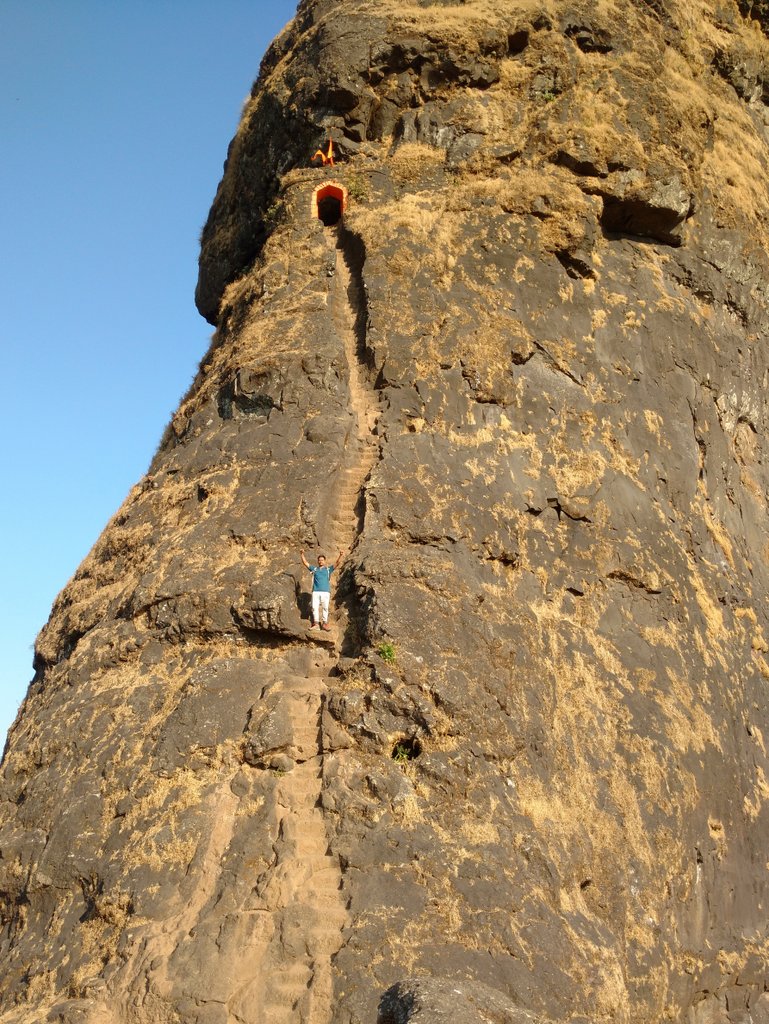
[276,764,322,789]
[290,823,331,847]
[257,855,337,901]
[281,688,326,705]
[304,922,349,955]
[262,963,312,1021]
[273,827,322,860]
[284,652,333,676]
[280,671,330,690]
[275,795,322,820]
[300,886,345,908]
[303,876,342,901]
[294,831,331,858]
[279,905,345,959]
[304,865,342,889]
[327,516,355,528]
[285,760,322,781]
[284,889,345,917]
[299,854,340,875]
[290,735,321,751]
[265,961,311,990]
[290,741,322,762]
[280,906,348,946]
[276,790,321,816]
[288,717,322,737]
[304,962,334,1024]
[258,854,339,901]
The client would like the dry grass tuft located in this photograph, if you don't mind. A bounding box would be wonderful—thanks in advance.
[389,142,446,182]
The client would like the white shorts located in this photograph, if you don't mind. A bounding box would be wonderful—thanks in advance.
[312,591,330,623]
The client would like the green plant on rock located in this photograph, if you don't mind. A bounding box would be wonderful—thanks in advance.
[377,641,396,664]
[391,737,422,767]
[347,172,370,202]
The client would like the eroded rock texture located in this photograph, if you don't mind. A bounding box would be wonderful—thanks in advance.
[3,2,769,1023]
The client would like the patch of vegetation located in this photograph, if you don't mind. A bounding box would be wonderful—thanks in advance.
[347,172,370,202]
[389,142,446,183]
[377,641,396,664]
[391,737,422,765]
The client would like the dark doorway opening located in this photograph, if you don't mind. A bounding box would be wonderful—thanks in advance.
[314,182,346,226]
[318,195,343,226]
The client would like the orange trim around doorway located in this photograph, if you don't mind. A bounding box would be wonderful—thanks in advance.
[312,181,348,220]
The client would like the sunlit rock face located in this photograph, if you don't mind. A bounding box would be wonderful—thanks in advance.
[3,2,769,1023]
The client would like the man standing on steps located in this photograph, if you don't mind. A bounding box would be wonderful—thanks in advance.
[300,548,343,631]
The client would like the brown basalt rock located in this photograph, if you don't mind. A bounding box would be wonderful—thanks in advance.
[377,977,549,1024]
[4,1,769,1023]
[738,0,769,32]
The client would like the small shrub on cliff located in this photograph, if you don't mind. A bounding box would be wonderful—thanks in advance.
[391,737,422,765]
[347,172,370,201]
[392,744,411,765]
[377,641,396,664]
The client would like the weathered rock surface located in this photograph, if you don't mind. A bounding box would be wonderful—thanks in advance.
[4,1,769,1023]
[377,977,544,1024]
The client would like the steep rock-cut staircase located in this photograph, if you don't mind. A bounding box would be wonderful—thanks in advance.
[322,231,380,645]
[257,650,347,1024]
[248,228,380,1023]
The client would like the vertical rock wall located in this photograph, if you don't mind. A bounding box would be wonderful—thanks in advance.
[3,2,769,1023]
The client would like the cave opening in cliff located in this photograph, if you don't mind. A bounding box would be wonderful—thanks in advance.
[313,181,347,226]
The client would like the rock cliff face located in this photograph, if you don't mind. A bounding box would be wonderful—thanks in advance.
[3,2,769,1023]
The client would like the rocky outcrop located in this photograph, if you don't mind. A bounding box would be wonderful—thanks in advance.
[377,977,544,1024]
[4,2,769,1023]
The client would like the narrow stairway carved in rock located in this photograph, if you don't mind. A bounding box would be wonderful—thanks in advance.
[258,227,380,1023]
[322,228,381,650]
[256,649,348,1024]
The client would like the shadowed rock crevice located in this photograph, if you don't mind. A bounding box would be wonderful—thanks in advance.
[316,223,382,659]
[739,0,769,33]
[337,225,374,374]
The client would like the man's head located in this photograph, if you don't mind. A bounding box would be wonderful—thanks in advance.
[317,554,326,566]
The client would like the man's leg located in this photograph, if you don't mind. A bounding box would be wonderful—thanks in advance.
[320,592,330,628]
[311,591,321,627]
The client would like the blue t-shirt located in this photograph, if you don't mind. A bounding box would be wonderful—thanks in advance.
[310,565,334,592]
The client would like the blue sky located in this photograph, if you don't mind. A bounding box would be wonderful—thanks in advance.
[1,0,298,746]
